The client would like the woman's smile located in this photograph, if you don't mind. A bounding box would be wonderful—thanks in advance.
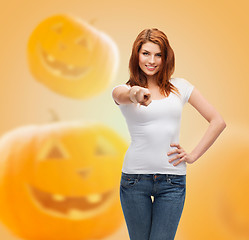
[146,65,157,71]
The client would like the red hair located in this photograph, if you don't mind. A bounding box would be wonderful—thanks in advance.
[126,28,179,97]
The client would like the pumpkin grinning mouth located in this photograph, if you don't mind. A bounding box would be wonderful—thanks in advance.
[38,45,92,79]
[27,184,116,219]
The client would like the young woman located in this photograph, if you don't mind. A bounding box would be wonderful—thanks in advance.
[112,28,226,240]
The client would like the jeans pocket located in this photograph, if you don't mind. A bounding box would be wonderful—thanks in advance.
[120,173,140,188]
[168,175,186,188]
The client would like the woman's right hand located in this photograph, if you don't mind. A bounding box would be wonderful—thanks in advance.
[129,86,152,106]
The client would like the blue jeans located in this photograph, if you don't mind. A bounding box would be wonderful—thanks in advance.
[120,172,186,240]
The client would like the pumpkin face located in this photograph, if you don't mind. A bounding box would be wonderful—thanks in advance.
[178,127,249,240]
[0,122,127,240]
[27,15,119,99]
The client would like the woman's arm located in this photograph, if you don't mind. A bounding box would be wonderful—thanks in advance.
[112,85,152,106]
[168,87,226,166]
[112,85,133,105]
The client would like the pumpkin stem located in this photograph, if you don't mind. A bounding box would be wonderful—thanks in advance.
[89,18,97,25]
[48,108,60,122]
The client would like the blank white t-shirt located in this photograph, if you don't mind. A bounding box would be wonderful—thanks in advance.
[112,77,194,175]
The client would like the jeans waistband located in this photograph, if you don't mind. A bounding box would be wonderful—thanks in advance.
[121,172,186,180]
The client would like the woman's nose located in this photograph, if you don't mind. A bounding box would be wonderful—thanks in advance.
[148,56,155,64]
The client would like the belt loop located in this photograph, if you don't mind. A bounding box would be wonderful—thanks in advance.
[166,174,169,181]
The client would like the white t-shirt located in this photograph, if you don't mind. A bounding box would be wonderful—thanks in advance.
[112,77,194,175]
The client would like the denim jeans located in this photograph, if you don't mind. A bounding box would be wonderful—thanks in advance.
[120,172,186,240]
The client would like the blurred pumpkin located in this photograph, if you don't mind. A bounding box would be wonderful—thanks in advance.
[27,14,119,99]
[177,126,249,240]
[0,121,127,240]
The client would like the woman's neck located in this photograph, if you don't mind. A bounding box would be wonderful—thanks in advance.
[147,78,158,89]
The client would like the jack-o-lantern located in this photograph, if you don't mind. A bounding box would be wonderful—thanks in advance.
[177,127,249,240]
[27,15,119,99]
[0,121,127,240]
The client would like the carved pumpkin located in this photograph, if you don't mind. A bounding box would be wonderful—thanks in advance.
[0,121,127,240]
[27,15,119,99]
[178,127,249,240]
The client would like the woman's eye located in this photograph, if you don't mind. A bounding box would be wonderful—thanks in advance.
[157,54,161,57]
[143,52,148,55]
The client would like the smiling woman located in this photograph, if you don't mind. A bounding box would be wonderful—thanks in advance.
[112,28,226,240]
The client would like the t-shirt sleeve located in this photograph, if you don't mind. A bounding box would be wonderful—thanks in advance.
[111,84,131,106]
[178,78,194,104]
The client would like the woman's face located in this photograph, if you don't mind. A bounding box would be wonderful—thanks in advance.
[138,41,162,78]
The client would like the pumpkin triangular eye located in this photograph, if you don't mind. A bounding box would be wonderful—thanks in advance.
[75,35,94,51]
[95,135,117,156]
[75,36,87,47]
[46,145,64,159]
[38,139,69,161]
[51,23,63,34]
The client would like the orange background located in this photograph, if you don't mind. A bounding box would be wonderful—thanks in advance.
[0,0,248,239]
